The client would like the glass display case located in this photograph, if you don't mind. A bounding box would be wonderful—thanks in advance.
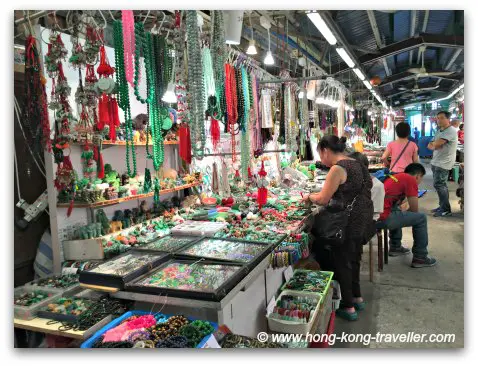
[135,235,201,253]
[176,238,275,266]
[126,259,247,301]
[79,251,170,289]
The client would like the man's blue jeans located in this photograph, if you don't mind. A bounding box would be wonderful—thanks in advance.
[432,165,451,212]
[378,209,429,259]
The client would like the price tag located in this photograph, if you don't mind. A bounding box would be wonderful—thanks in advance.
[200,334,221,348]
[284,266,294,283]
[62,267,78,275]
[267,296,276,316]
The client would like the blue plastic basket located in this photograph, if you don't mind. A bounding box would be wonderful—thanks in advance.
[81,310,218,348]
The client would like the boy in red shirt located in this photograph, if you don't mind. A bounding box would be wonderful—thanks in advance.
[377,163,437,268]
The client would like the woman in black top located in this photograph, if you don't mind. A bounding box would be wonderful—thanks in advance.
[303,135,374,321]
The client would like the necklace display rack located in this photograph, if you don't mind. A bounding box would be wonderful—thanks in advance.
[31,14,194,273]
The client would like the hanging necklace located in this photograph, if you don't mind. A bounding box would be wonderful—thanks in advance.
[113,20,137,177]
[122,10,136,88]
[240,67,251,178]
[186,11,206,159]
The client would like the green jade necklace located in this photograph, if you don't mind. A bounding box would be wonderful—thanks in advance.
[133,22,165,171]
[113,20,137,177]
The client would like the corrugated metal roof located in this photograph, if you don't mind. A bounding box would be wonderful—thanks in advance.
[393,10,411,42]
[335,10,378,52]
[426,11,453,34]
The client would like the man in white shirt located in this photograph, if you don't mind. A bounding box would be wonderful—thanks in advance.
[428,111,458,217]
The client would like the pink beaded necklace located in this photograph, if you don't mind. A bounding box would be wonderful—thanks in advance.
[122,10,136,87]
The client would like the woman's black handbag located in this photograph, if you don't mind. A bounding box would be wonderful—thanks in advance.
[314,196,358,246]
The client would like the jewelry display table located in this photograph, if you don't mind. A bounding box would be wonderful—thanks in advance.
[111,256,291,338]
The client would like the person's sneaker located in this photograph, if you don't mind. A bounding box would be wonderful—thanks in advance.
[411,257,437,268]
[433,210,452,217]
[431,207,441,213]
[389,246,411,257]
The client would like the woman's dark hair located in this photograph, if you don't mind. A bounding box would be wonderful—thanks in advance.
[404,163,426,176]
[317,135,347,153]
[459,124,464,130]
[437,111,451,119]
[395,122,411,138]
[349,152,369,168]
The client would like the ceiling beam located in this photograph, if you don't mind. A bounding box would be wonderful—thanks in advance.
[318,10,387,102]
[422,10,430,32]
[367,10,384,48]
[331,34,464,75]
[366,10,392,80]
[378,70,462,88]
[409,10,417,65]
[445,48,463,70]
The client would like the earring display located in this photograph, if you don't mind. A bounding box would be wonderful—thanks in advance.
[134,235,200,253]
[177,238,274,265]
[79,251,170,290]
[127,259,246,300]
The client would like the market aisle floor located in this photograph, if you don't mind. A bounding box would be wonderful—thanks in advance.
[333,162,464,348]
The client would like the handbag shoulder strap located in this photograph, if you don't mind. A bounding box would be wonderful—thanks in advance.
[390,140,411,171]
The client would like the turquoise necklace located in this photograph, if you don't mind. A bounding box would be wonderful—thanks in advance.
[113,20,137,177]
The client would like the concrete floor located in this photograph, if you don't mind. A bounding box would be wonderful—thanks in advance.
[333,161,464,348]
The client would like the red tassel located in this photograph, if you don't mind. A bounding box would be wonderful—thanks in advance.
[210,118,221,150]
[67,199,74,217]
[93,145,99,161]
[257,187,268,208]
[111,97,120,127]
[179,124,192,164]
[107,98,117,142]
[248,167,253,179]
[97,94,109,130]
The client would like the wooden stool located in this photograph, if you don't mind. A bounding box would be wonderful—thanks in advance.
[384,228,389,264]
[377,228,384,272]
[369,239,374,282]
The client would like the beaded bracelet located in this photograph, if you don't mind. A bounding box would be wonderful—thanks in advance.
[155,335,189,348]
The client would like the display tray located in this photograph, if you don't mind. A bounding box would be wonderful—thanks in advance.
[267,290,322,335]
[175,237,276,267]
[25,274,80,295]
[36,297,96,323]
[80,311,218,348]
[280,270,334,301]
[79,251,170,290]
[135,234,202,253]
[125,259,248,301]
[14,286,62,320]
[171,221,228,236]
[211,232,287,247]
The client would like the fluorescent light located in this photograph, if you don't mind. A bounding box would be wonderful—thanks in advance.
[363,80,372,90]
[353,68,365,81]
[306,12,337,45]
[336,48,355,68]
[246,39,257,55]
[162,82,177,104]
[264,50,274,65]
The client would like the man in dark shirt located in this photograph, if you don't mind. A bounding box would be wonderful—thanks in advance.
[377,163,437,268]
